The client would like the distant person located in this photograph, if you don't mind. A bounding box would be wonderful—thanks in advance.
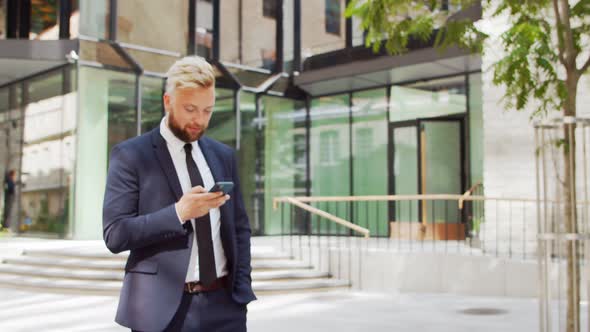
[2,169,15,230]
[102,56,256,332]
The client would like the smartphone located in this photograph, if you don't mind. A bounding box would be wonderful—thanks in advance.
[209,181,234,194]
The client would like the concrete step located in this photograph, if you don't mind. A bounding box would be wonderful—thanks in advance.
[22,248,292,261]
[0,274,348,296]
[2,256,311,271]
[0,264,330,283]
[0,264,124,281]
[253,278,350,294]
[0,274,121,295]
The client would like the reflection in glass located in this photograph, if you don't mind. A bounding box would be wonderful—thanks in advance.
[422,121,462,224]
[310,94,350,234]
[79,40,133,69]
[117,0,188,53]
[123,47,180,74]
[237,92,259,233]
[392,126,419,222]
[79,0,109,39]
[30,0,58,39]
[206,88,235,146]
[107,73,137,154]
[220,0,276,70]
[0,85,22,233]
[390,76,466,122]
[0,0,6,39]
[352,88,388,236]
[141,76,164,133]
[302,0,345,61]
[196,0,213,58]
[262,96,306,234]
[19,67,77,236]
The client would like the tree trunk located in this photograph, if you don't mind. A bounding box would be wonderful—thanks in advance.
[564,74,579,332]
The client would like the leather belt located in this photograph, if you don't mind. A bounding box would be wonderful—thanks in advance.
[184,276,227,294]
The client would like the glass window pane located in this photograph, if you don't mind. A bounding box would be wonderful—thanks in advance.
[122,47,180,74]
[30,0,58,39]
[469,73,483,185]
[310,94,349,234]
[221,0,276,70]
[195,0,213,59]
[75,67,136,238]
[393,126,419,222]
[206,88,236,146]
[422,121,462,224]
[237,92,259,232]
[107,73,137,153]
[140,76,164,133]
[117,0,188,54]
[0,0,6,39]
[282,0,294,72]
[352,88,388,236]
[19,66,77,236]
[390,76,467,122]
[302,0,345,61]
[79,0,109,39]
[262,96,306,235]
[79,40,134,69]
[0,84,22,233]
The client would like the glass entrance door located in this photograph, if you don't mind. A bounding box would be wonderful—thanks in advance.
[389,118,464,226]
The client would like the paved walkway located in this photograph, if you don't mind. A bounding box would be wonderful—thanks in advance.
[0,236,543,331]
[0,287,541,332]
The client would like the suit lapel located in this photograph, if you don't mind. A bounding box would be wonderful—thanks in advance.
[151,128,184,201]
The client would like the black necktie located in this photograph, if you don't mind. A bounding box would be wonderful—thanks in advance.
[184,143,217,286]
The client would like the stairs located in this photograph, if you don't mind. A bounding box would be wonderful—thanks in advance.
[0,245,349,295]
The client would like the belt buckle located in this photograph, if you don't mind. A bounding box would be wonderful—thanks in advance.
[187,282,199,294]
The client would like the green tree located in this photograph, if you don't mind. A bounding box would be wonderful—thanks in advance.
[346,1,590,331]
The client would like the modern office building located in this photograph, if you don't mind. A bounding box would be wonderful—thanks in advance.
[0,0,484,239]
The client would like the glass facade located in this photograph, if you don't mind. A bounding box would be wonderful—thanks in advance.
[117,0,188,54]
[0,67,77,237]
[79,0,109,39]
[0,1,483,239]
[352,89,388,236]
[220,0,277,70]
[140,76,165,134]
[195,0,214,59]
[301,0,346,61]
[0,0,6,39]
[262,96,306,234]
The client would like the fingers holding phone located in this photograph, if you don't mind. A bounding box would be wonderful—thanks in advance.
[176,185,230,221]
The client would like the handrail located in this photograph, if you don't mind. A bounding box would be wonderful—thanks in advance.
[273,197,370,238]
[459,182,483,209]
[274,194,590,204]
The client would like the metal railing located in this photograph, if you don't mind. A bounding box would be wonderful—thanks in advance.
[274,194,549,266]
[273,197,369,288]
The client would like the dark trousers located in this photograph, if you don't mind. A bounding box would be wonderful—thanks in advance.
[2,195,13,229]
[133,288,247,332]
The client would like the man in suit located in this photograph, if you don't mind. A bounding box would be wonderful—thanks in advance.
[103,56,256,332]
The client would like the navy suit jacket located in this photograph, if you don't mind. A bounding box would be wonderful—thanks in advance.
[102,127,257,332]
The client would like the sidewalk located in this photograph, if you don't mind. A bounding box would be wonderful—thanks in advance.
[0,287,540,332]
[0,236,541,331]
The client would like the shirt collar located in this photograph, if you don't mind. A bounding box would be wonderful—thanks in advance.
[159,115,198,153]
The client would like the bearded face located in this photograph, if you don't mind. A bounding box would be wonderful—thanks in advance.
[163,86,216,143]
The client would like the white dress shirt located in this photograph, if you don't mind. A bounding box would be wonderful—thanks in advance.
[159,116,228,283]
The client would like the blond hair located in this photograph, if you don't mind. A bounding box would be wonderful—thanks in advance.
[165,56,216,95]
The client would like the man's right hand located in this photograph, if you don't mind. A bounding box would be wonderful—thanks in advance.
[175,186,230,222]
